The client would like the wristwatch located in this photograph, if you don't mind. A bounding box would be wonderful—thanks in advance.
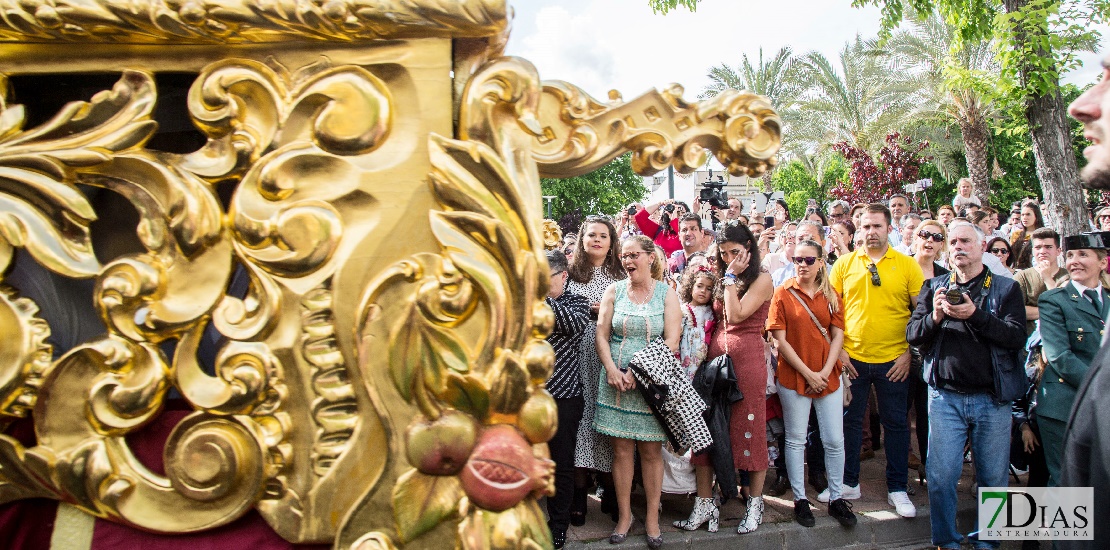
[723,274,738,286]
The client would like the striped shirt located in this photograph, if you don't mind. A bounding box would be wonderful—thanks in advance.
[545,293,592,398]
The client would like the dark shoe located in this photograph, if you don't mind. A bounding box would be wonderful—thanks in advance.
[808,470,828,493]
[829,498,858,527]
[609,518,634,544]
[794,499,816,527]
[551,526,567,549]
[766,474,789,497]
[646,534,664,549]
[570,487,587,526]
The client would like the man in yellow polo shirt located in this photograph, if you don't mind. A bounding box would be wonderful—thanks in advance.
[825,203,922,519]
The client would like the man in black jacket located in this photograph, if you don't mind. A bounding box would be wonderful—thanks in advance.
[543,249,592,548]
[1060,55,1110,548]
[906,221,1027,549]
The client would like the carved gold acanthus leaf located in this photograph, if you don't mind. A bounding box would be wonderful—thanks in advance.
[0,0,507,44]
[531,81,782,179]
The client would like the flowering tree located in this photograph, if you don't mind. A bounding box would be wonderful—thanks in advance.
[829,132,932,204]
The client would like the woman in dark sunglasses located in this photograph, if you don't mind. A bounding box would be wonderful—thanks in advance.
[907,219,949,478]
[985,236,1014,273]
[765,240,858,529]
[912,220,949,279]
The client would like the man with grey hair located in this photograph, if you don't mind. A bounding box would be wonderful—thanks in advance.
[907,220,1026,550]
[895,213,923,255]
[827,200,850,224]
[888,195,910,247]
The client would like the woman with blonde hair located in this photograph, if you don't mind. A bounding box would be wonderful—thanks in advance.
[908,219,949,477]
[765,239,857,528]
[595,234,682,548]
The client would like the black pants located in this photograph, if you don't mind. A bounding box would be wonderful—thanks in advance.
[907,350,929,468]
[548,395,584,532]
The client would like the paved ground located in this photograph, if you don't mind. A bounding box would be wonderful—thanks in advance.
[562,447,1043,549]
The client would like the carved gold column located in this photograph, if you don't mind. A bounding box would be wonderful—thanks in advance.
[0,1,780,548]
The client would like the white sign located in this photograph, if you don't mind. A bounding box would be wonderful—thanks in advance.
[979,487,1093,540]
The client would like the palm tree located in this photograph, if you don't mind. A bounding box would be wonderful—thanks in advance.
[795,35,913,156]
[701,47,804,191]
[881,12,1000,203]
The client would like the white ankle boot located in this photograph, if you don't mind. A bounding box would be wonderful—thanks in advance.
[672,496,719,532]
[737,496,764,534]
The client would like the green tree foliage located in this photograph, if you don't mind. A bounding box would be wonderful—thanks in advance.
[772,155,848,215]
[540,153,647,226]
[648,0,698,14]
[849,0,1105,235]
[796,36,914,154]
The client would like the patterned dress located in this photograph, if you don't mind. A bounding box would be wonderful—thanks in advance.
[566,266,620,472]
[679,302,714,380]
[594,279,668,442]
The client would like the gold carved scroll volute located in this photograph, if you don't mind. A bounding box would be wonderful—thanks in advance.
[0,1,780,549]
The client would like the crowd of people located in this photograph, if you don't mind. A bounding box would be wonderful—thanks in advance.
[543,185,1110,548]
[539,59,1110,549]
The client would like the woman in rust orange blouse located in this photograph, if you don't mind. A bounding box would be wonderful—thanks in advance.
[766,240,857,529]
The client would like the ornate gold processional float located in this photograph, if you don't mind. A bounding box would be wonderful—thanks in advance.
[0,1,780,548]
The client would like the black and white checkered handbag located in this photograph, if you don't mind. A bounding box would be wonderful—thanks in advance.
[630,338,713,453]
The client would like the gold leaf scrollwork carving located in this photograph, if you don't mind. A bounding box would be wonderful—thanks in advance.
[531,81,782,179]
[0,286,52,421]
[0,0,508,44]
[0,71,157,278]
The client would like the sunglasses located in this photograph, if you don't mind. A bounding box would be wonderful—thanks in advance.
[792,256,819,266]
[989,247,1010,255]
[867,263,881,286]
[917,230,944,243]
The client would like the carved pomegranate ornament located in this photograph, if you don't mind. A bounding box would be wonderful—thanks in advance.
[459,424,555,512]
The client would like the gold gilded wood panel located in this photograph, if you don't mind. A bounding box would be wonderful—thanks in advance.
[0,4,780,549]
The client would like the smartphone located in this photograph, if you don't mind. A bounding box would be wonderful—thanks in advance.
[807,198,818,209]
[763,215,775,227]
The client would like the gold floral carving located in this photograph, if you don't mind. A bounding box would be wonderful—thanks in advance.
[0,2,780,548]
[0,0,507,44]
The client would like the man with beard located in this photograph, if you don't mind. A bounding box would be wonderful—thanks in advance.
[667,214,708,278]
[1059,58,1110,548]
[826,203,922,518]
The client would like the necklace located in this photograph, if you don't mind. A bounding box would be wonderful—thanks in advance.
[627,281,653,305]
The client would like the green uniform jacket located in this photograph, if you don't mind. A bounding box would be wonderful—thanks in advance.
[1038,285,1109,422]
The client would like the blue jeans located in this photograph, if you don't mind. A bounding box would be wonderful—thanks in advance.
[927,387,1011,549]
[843,358,909,492]
[778,383,845,502]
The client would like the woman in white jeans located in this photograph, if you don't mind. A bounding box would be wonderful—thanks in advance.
[765,240,857,528]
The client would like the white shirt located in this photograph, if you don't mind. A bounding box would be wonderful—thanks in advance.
[1071,280,1103,306]
[982,252,1014,279]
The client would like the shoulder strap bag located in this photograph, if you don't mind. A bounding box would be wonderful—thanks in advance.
[786,288,852,407]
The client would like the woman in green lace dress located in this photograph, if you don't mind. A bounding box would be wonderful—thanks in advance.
[595,235,682,547]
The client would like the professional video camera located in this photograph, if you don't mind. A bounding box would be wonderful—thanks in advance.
[700,173,729,209]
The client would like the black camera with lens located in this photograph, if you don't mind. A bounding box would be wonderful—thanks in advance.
[945,287,964,305]
[627,205,637,217]
[699,174,729,209]
[664,204,675,214]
